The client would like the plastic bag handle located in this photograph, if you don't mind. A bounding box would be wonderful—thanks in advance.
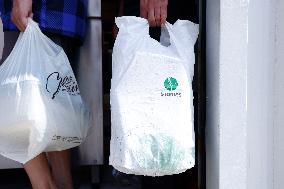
[164,20,199,47]
[163,22,186,59]
[163,21,199,81]
[162,21,199,58]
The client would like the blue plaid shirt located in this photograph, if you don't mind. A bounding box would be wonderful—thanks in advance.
[0,0,88,42]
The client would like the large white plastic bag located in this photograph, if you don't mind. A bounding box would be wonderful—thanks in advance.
[110,16,199,176]
[0,19,89,164]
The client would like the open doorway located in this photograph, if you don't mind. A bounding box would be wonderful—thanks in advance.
[101,0,206,188]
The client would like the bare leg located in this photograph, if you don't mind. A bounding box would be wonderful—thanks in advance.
[47,150,73,189]
[24,153,57,189]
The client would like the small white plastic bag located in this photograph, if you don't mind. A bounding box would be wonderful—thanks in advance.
[0,19,90,164]
[110,16,199,176]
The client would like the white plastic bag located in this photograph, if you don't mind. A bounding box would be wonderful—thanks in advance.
[110,16,199,176]
[0,19,89,164]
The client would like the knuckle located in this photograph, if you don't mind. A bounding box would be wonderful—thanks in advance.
[148,17,155,23]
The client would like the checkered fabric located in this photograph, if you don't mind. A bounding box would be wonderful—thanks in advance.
[0,0,88,42]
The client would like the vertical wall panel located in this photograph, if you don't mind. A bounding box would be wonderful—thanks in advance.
[247,0,275,188]
[88,0,101,17]
[206,0,220,188]
[274,0,284,188]
[207,0,249,188]
[77,20,103,165]
[77,0,103,165]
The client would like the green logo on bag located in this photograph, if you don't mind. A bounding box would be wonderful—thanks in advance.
[164,77,178,91]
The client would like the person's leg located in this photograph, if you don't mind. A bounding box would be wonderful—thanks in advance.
[23,153,57,189]
[47,150,73,189]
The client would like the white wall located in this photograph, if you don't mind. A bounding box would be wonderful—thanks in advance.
[207,0,276,188]
[207,0,248,188]
[274,0,284,188]
[218,1,249,188]
[247,0,275,188]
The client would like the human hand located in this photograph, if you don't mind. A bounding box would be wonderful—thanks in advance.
[11,0,33,31]
[140,0,168,27]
